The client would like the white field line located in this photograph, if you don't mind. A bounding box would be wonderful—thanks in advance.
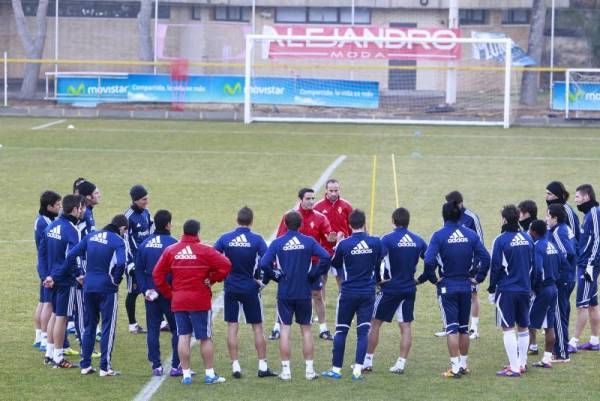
[0,239,34,243]
[132,155,347,401]
[31,120,66,130]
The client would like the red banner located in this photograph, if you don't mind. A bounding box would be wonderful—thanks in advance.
[262,25,462,60]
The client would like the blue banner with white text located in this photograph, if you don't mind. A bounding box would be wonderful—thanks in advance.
[552,81,600,111]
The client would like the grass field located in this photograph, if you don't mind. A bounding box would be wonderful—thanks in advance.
[1,117,599,401]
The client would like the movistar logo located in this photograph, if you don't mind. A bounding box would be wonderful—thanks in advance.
[568,87,585,103]
[224,82,242,96]
[67,83,85,96]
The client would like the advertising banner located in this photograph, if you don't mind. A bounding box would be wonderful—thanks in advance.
[56,74,379,109]
[262,25,462,60]
[470,32,536,66]
[552,81,600,110]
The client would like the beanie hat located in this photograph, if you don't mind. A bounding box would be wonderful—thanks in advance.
[129,185,148,201]
[77,181,96,197]
[546,181,566,202]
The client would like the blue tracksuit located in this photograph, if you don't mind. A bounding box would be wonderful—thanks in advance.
[423,222,490,334]
[576,205,600,308]
[80,206,96,236]
[330,232,381,368]
[529,238,559,331]
[135,231,179,370]
[64,227,126,371]
[43,215,82,287]
[214,227,267,324]
[125,205,153,294]
[549,223,577,358]
[35,212,56,283]
[488,230,535,328]
[563,203,580,244]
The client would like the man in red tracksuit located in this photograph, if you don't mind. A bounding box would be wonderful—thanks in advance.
[314,179,353,288]
[153,219,231,385]
[270,187,335,341]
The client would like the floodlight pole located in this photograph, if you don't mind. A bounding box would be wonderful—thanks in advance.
[446,0,458,105]
[251,0,256,34]
[154,0,159,74]
[549,0,555,108]
[54,0,58,77]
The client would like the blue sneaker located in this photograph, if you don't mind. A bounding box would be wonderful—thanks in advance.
[204,374,226,384]
[351,374,364,381]
[321,370,342,380]
[182,376,193,385]
[33,341,41,349]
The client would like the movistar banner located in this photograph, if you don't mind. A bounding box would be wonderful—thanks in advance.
[552,81,600,110]
[56,74,379,109]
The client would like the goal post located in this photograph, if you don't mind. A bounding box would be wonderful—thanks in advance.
[244,33,513,128]
[563,68,600,120]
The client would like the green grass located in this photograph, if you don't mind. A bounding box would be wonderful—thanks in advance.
[1,117,599,400]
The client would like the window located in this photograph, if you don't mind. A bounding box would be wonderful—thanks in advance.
[459,9,487,25]
[21,1,169,19]
[502,9,530,25]
[214,6,250,22]
[275,7,371,24]
[192,6,201,20]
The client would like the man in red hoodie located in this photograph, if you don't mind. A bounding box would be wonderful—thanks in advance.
[153,219,231,385]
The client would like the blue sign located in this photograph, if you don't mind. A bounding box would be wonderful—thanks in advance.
[552,81,600,111]
[56,74,379,109]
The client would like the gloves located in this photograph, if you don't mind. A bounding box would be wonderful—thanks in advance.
[488,293,496,305]
[145,289,159,301]
[126,263,135,275]
[584,265,595,282]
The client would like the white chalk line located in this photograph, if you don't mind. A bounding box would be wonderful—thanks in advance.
[31,119,67,130]
[132,155,347,401]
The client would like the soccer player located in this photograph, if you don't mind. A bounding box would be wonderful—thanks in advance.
[438,191,485,340]
[77,180,100,235]
[63,215,129,376]
[528,220,559,368]
[270,188,335,341]
[314,178,353,288]
[546,204,577,361]
[322,209,381,381]
[124,184,153,334]
[33,190,62,351]
[153,219,232,385]
[517,200,537,231]
[363,207,427,374]
[546,181,580,242]
[488,205,535,377]
[420,200,490,378]
[260,211,331,381]
[214,206,277,379]
[41,194,85,368]
[569,184,600,351]
[135,210,180,377]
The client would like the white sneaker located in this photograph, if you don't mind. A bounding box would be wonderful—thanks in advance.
[305,371,319,380]
[279,372,291,381]
[100,369,121,377]
[469,330,480,340]
[389,365,404,374]
[434,330,447,337]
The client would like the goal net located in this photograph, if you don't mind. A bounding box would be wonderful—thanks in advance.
[244,29,514,127]
[562,68,600,119]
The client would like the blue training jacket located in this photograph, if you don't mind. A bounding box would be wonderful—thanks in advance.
[214,227,267,294]
[378,227,427,294]
[548,223,577,284]
[331,232,382,296]
[34,213,55,280]
[135,232,177,294]
[41,214,82,287]
[488,230,535,293]
[80,206,96,236]
[125,205,153,258]
[578,206,600,270]
[422,221,490,293]
[64,228,127,293]
[260,230,330,300]
[533,237,560,291]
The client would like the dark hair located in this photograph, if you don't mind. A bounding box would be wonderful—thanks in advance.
[298,187,314,200]
[183,219,201,235]
[154,210,172,231]
[442,201,462,222]
[348,209,366,230]
[392,207,410,228]
[284,211,302,231]
[40,190,61,211]
[445,190,463,205]
[529,219,547,238]
[547,204,566,224]
[517,200,538,219]
[62,194,84,214]
[110,214,129,229]
[501,204,519,225]
[576,184,596,202]
[546,181,569,202]
[237,206,253,226]
[72,177,86,194]
[325,179,339,189]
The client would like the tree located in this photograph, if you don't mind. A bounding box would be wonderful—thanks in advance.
[137,0,154,73]
[11,0,50,99]
[519,0,546,106]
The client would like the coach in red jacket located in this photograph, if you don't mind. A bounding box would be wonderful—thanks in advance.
[153,219,231,385]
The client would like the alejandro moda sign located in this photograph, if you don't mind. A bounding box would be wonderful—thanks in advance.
[56,74,379,109]
[262,25,462,60]
[552,81,600,111]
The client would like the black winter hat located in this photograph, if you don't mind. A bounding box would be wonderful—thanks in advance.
[546,181,567,202]
[77,181,96,197]
[130,185,148,201]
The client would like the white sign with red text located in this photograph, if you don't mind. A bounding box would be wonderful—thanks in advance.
[261,25,462,60]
